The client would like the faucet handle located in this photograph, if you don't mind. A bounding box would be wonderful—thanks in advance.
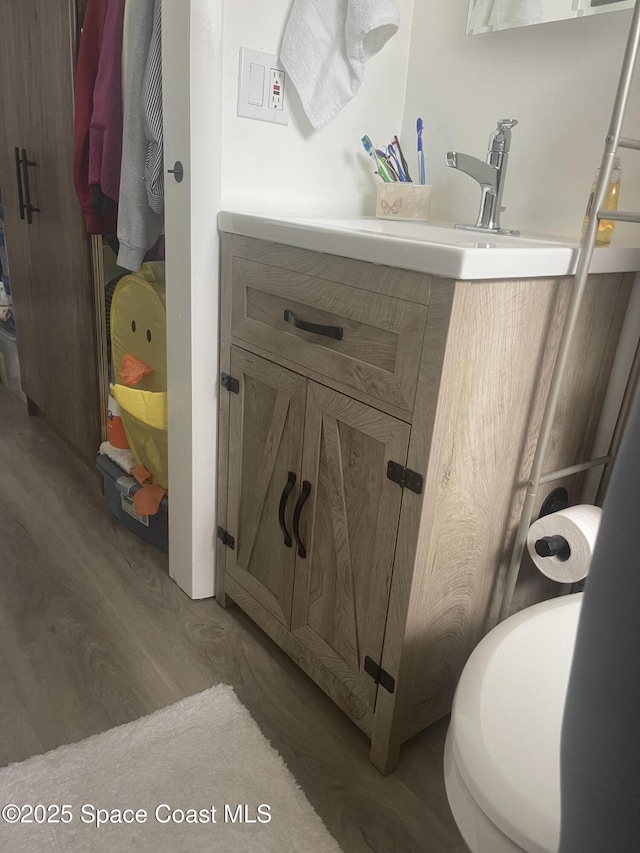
[489,119,518,153]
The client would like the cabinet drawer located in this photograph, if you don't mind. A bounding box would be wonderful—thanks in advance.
[231,257,428,412]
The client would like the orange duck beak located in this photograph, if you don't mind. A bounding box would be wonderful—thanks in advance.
[119,352,154,386]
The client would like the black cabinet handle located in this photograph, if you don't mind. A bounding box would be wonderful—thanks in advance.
[278,471,297,547]
[14,147,25,220]
[292,480,311,558]
[284,309,343,341]
[20,149,39,225]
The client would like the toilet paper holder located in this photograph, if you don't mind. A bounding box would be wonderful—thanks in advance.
[534,534,571,562]
[527,504,601,584]
[535,489,572,562]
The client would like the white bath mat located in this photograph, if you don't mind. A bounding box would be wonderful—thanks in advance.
[0,684,342,852]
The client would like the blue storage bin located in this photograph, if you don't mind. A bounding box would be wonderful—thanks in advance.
[96,453,169,552]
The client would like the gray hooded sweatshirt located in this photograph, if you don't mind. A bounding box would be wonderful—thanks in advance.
[117,0,163,270]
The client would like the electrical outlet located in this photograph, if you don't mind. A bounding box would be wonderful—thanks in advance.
[237,47,289,126]
[269,68,285,111]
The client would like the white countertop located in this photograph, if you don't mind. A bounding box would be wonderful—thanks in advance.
[218,211,640,280]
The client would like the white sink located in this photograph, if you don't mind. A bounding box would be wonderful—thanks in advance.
[218,212,640,280]
[305,217,575,247]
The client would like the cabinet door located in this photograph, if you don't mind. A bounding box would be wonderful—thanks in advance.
[226,347,306,627]
[0,1,46,406]
[0,0,101,462]
[291,382,410,711]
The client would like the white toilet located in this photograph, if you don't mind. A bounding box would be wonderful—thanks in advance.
[444,593,583,853]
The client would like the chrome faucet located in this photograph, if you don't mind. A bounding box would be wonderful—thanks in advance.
[446,119,519,235]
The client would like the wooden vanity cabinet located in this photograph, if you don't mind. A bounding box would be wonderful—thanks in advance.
[225,343,410,728]
[217,233,632,773]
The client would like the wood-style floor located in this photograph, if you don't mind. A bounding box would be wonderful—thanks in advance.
[0,384,466,853]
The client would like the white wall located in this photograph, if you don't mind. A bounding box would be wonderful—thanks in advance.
[402,2,640,241]
[221,0,415,217]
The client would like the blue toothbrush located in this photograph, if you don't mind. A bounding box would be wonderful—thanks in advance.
[417,118,425,185]
[386,145,407,181]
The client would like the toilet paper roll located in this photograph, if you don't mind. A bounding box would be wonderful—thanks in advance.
[526,504,602,583]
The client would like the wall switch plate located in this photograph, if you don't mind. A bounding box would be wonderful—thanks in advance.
[237,47,289,126]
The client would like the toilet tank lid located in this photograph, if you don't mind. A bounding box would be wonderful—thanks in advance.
[449,593,583,853]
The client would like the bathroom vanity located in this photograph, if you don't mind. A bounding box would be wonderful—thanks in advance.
[216,213,638,772]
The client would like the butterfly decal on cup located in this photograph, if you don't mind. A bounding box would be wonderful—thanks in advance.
[381,197,403,215]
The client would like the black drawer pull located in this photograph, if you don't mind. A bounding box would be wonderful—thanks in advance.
[278,471,296,547]
[292,480,311,558]
[284,309,343,341]
[14,147,25,220]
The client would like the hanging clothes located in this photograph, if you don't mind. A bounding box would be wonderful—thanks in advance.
[117,0,164,271]
[73,0,117,234]
[144,0,164,215]
[89,0,126,212]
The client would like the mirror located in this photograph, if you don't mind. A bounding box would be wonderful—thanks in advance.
[466,0,634,36]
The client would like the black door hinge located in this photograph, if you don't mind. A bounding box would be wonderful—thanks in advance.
[364,656,396,694]
[217,526,235,550]
[220,373,240,394]
[386,460,424,494]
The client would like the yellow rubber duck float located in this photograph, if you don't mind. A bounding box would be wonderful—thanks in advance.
[110,262,167,514]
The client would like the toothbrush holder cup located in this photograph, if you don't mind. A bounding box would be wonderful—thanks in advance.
[376,183,432,221]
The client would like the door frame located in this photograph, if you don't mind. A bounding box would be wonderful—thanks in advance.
[162,0,224,598]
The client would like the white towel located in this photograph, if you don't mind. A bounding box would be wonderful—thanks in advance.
[469,0,543,31]
[281,0,400,130]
